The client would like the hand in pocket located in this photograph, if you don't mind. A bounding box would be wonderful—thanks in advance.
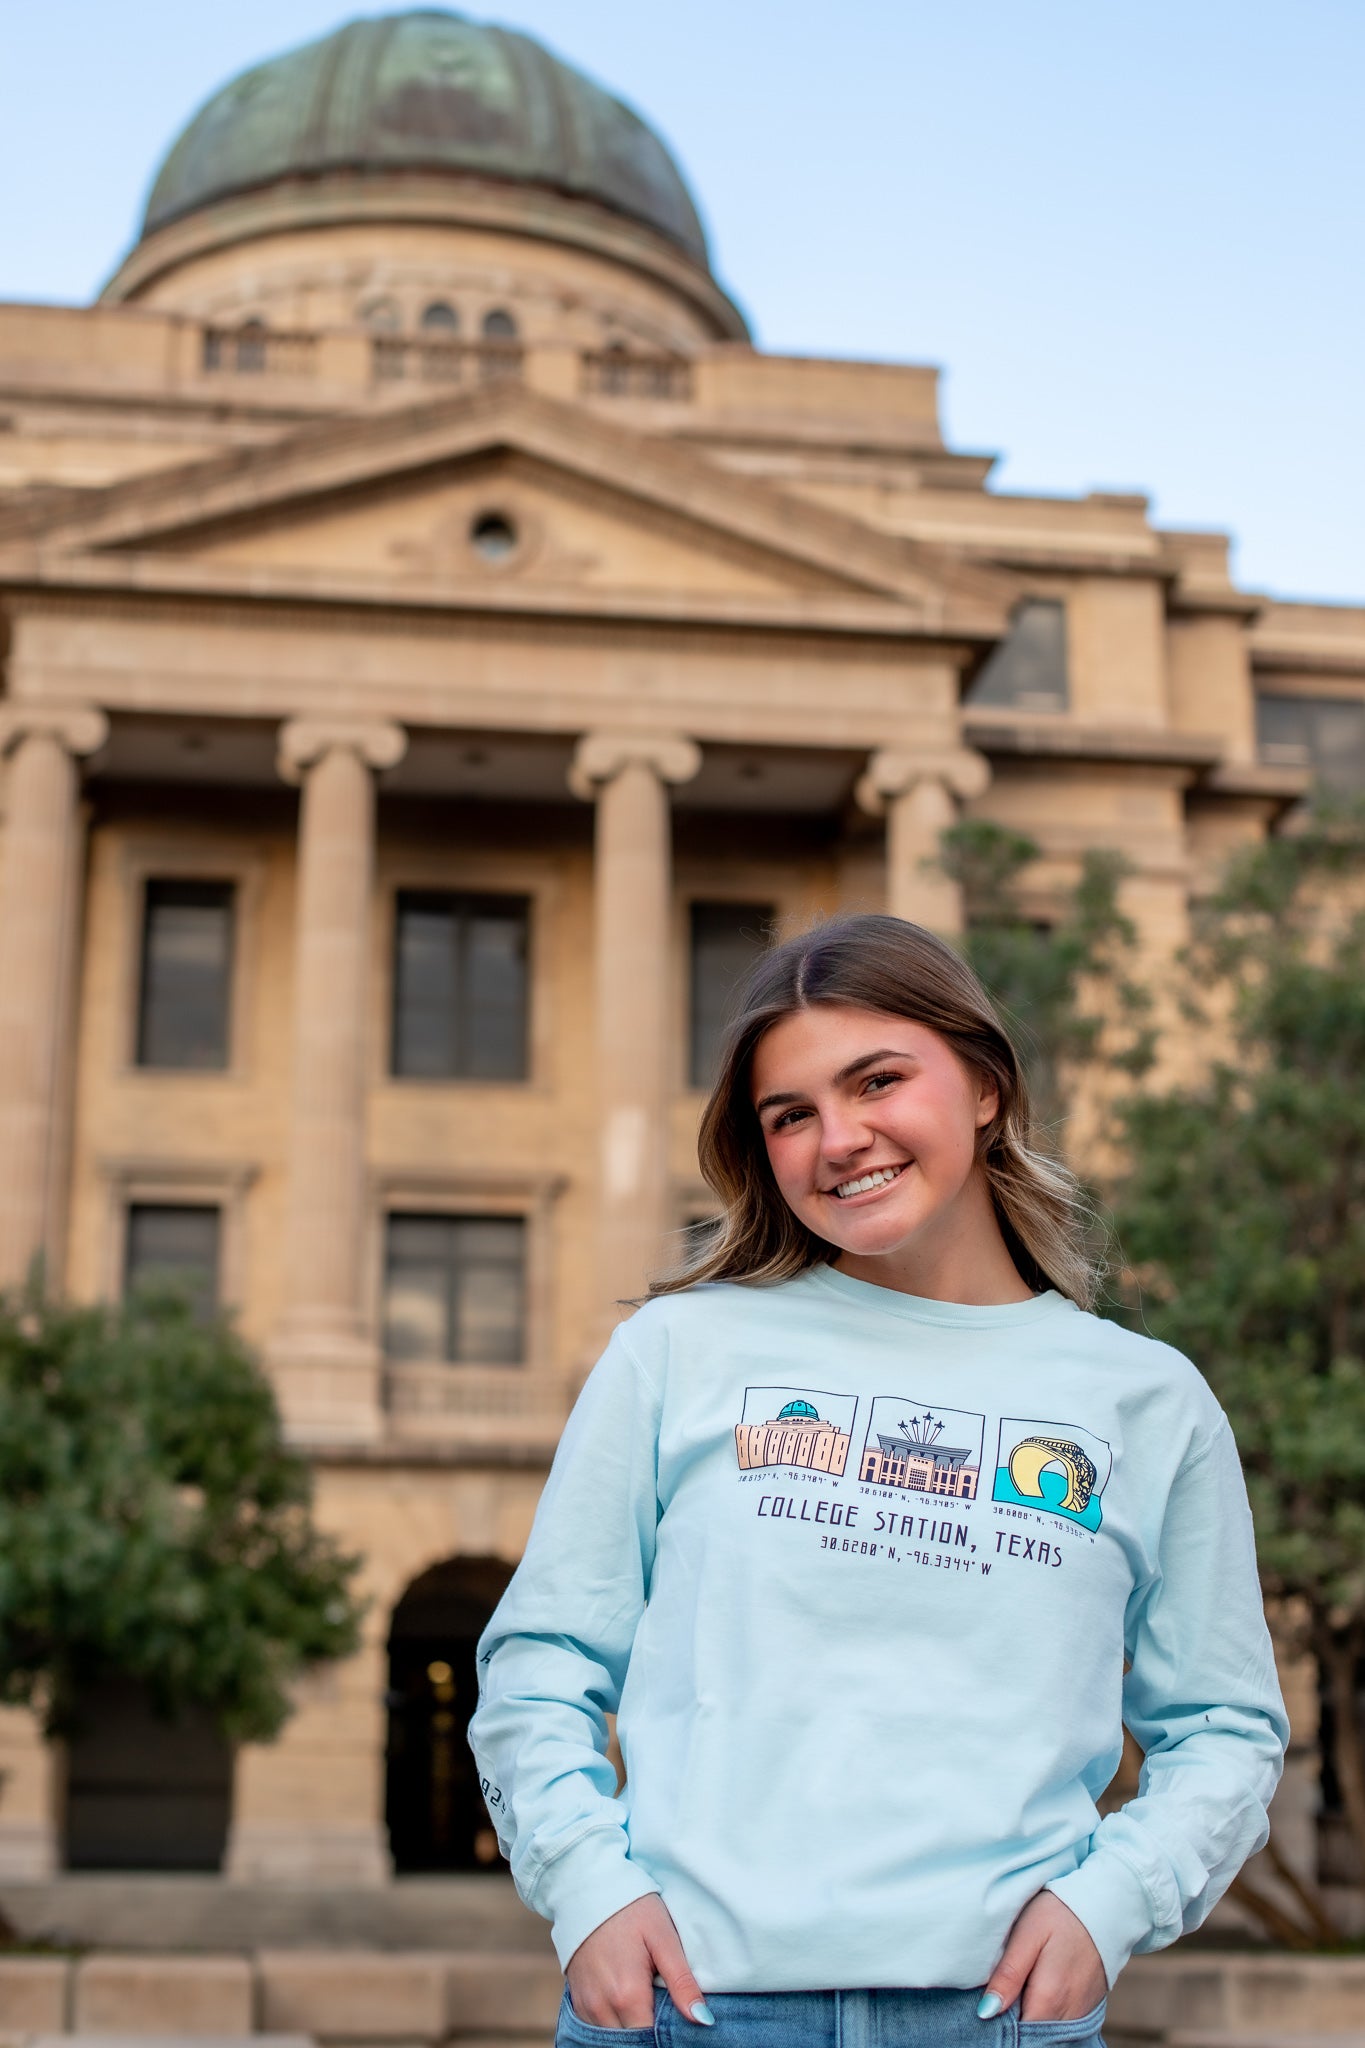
[979,1891,1107,2023]
[566,1895,714,2031]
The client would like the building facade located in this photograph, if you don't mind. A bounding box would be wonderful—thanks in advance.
[0,8,1359,1885]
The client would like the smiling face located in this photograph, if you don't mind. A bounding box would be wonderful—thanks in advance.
[750,1002,1029,1301]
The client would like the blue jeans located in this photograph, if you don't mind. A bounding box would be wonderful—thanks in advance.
[556,1987,1107,2048]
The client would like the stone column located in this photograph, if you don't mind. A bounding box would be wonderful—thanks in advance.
[269,718,406,1444]
[855,746,991,935]
[570,731,700,1319]
[0,705,107,1292]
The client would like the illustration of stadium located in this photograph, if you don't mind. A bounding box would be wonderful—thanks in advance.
[858,1397,983,1498]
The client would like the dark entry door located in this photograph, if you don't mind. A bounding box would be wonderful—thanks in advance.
[386,1555,512,1872]
[65,1676,232,1871]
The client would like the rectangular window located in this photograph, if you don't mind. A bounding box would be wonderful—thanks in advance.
[1257,693,1365,795]
[966,599,1069,712]
[124,1203,221,1322]
[689,901,774,1089]
[383,1213,526,1364]
[392,891,530,1080]
[136,880,234,1070]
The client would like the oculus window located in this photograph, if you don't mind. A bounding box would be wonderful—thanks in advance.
[392,891,530,1081]
[1257,694,1365,795]
[136,879,235,1070]
[124,1203,221,1323]
[383,1213,526,1365]
[689,901,774,1089]
[966,599,1069,713]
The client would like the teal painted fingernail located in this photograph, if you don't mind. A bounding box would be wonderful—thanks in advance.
[690,2002,715,2027]
[976,1993,1004,2020]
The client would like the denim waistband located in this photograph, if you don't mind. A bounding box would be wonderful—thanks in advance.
[558,1984,1108,2048]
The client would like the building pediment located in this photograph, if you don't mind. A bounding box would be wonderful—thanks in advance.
[0,384,1014,639]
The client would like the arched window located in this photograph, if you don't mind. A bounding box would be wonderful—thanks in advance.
[359,297,401,331]
[600,339,630,396]
[234,319,268,373]
[481,307,518,340]
[420,301,460,333]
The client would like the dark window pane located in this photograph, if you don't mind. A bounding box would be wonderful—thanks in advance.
[966,599,1069,712]
[1257,694,1365,795]
[393,902,461,1077]
[383,1214,525,1364]
[124,1204,221,1322]
[137,880,234,1070]
[392,893,529,1080]
[689,901,774,1089]
[420,301,459,332]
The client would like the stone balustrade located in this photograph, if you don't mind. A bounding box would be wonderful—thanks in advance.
[370,336,525,387]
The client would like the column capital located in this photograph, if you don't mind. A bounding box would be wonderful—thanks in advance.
[277,717,407,785]
[0,704,108,761]
[568,729,701,801]
[854,744,991,817]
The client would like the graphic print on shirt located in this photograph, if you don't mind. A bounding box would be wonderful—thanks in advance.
[734,1386,857,1476]
[992,1415,1113,1531]
[858,1395,983,1500]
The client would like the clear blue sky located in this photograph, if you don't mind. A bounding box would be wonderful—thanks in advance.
[4,1,1362,601]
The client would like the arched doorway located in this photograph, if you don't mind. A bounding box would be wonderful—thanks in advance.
[64,1676,232,1870]
[385,1555,513,1873]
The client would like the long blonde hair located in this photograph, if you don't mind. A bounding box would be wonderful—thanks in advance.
[652,913,1100,1308]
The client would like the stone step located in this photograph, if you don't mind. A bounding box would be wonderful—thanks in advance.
[14,2039,312,2048]
[0,1877,551,1956]
[0,1951,565,2043]
[1168,2036,1365,2047]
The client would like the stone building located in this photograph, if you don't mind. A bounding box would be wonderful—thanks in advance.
[0,8,1360,1887]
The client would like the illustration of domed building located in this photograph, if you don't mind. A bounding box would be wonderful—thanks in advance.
[0,4,1355,1893]
[735,1398,852,1476]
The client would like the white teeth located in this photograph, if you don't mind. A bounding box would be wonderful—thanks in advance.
[834,1165,902,1199]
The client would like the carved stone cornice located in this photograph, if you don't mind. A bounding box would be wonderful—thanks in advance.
[276,716,407,784]
[854,744,991,817]
[0,703,108,760]
[567,729,701,801]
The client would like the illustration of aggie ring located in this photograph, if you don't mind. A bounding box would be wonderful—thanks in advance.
[991,1415,1113,1530]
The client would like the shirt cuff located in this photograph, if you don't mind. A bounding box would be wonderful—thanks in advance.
[1046,1849,1160,1987]
[533,1826,663,1970]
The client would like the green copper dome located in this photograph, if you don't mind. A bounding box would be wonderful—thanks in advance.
[777,1400,820,1421]
[140,9,711,268]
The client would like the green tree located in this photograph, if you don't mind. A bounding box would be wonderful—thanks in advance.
[1108,807,1365,1936]
[0,1282,365,1744]
[941,817,1156,1131]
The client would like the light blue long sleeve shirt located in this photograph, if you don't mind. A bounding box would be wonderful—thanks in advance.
[469,1267,1287,1991]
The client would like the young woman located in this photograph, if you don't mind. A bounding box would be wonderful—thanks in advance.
[469,915,1286,2048]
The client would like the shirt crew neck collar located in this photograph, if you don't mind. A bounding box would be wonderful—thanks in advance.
[804,1262,1075,1330]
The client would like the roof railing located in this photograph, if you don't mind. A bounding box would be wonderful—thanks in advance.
[371,336,524,387]
[201,324,317,377]
[581,348,694,401]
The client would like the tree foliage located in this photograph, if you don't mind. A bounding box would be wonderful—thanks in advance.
[1107,806,1365,1920]
[0,1282,365,1742]
[942,817,1156,1131]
